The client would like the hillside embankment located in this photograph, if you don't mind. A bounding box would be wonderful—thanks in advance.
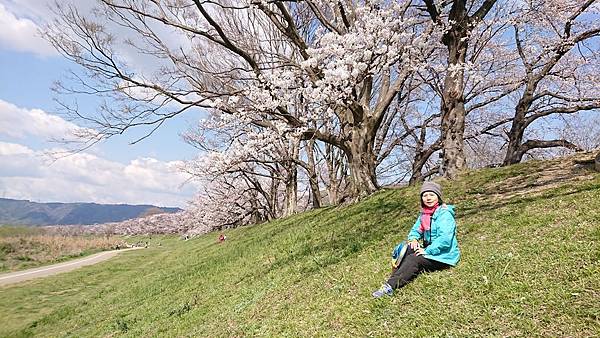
[1,152,599,337]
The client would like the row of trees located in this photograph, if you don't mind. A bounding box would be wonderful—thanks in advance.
[46,0,600,233]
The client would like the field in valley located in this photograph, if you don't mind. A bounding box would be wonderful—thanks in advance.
[0,226,126,273]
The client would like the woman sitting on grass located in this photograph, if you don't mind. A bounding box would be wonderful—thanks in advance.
[372,182,460,298]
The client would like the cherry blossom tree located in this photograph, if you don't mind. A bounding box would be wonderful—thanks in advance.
[421,0,500,178]
[404,1,520,179]
[183,115,300,218]
[418,0,599,169]
[501,0,600,165]
[42,0,600,237]
[44,0,438,200]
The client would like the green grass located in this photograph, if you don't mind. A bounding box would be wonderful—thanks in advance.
[1,156,599,337]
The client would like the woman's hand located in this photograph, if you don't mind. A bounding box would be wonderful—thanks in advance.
[408,240,420,250]
[415,247,426,256]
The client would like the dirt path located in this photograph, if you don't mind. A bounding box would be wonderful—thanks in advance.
[0,248,142,287]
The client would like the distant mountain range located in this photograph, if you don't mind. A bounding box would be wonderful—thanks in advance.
[0,198,182,226]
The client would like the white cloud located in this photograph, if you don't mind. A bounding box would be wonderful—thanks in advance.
[0,141,33,155]
[2,0,196,91]
[0,99,88,141]
[0,141,200,207]
[0,2,57,57]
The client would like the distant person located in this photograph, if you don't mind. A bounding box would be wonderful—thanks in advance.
[218,234,227,243]
[372,182,460,298]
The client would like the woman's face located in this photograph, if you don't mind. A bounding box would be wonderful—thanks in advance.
[421,191,439,207]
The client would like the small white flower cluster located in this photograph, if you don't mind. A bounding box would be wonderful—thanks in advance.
[85,211,193,236]
[298,2,429,111]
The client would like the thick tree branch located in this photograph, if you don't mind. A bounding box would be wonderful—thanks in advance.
[192,0,261,73]
[519,139,582,155]
[470,0,497,23]
[465,117,514,140]
[525,103,600,128]
[303,0,343,34]
[422,0,440,23]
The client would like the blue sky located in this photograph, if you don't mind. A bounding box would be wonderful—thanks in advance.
[0,0,202,208]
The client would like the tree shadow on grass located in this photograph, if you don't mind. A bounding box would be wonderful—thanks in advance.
[232,190,420,281]
[457,181,600,219]
[224,169,599,288]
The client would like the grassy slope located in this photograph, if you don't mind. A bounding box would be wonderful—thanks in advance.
[1,155,599,337]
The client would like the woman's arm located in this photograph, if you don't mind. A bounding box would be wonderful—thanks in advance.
[407,216,423,242]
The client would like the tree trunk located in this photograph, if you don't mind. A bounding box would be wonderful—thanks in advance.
[432,0,498,178]
[283,171,297,216]
[325,143,338,205]
[409,150,428,185]
[409,128,442,185]
[346,128,378,199]
[283,138,299,216]
[409,174,423,185]
[269,165,280,218]
[440,23,469,179]
[305,138,321,209]
[503,117,527,165]
[441,98,467,178]
[503,92,532,165]
[249,191,265,225]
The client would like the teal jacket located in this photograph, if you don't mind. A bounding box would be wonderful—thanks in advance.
[407,204,460,266]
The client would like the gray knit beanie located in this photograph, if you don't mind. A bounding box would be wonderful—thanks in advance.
[420,181,443,204]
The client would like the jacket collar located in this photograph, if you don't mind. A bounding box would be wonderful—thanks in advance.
[430,203,448,220]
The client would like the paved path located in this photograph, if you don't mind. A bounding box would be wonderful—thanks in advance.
[0,248,141,287]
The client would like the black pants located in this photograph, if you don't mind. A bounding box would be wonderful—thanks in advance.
[387,246,449,290]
